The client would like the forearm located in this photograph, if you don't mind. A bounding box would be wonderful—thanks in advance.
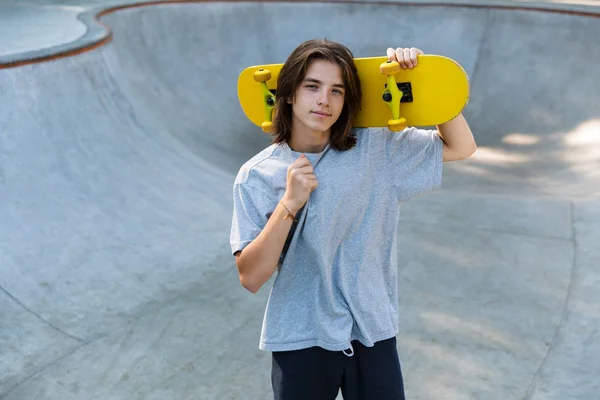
[235,200,296,293]
[436,113,477,161]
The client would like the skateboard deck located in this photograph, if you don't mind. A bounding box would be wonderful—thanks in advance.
[237,54,469,132]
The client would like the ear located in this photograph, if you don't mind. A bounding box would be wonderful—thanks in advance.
[286,96,293,104]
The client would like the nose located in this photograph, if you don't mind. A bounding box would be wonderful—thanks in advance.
[317,89,330,106]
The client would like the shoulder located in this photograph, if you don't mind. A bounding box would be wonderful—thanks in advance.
[234,143,288,188]
[347,127,440,163]
[355,126,437,139]
[354,126,440,147]
[348,127,386,146]
[347,126,399,151]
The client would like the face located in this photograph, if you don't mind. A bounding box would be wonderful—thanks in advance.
[289,59,345,137]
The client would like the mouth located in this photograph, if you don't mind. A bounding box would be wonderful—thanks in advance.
[311,111,332,117]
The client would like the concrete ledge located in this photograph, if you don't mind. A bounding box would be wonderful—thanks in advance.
[1,0,600,68]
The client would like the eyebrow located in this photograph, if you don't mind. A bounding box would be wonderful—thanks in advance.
[303,78,345,88]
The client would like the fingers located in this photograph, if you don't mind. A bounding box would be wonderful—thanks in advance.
[397,47,414,69]
[305,176,319,192]
[289,156,311,172]
[295,171,317,183]
[297,172,318,188]
[386,47,395,61]
[290,154,319,192]
[400,47,411,68]
[293,165,314,176]
[289,164,317,184]
[389,47,423,69]
[292,155,310,166]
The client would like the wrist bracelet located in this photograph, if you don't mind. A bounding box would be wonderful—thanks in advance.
[280,201,295,220]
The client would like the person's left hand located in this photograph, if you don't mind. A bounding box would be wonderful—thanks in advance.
[386,47,424,69]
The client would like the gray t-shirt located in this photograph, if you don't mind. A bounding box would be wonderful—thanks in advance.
[230,126,443,352]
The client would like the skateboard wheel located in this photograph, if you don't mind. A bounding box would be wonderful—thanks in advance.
[388,118,407,132]
[254,69,272,82]
[380,61,401,75]
[261,121,273,133]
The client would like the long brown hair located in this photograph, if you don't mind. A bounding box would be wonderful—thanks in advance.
[270,39,362,151]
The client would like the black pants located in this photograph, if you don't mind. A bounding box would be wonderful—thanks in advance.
[271,337,405,400]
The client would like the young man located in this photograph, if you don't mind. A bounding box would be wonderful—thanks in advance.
[230,39,476,399]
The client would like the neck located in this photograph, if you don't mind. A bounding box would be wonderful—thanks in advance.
[288,129,330,153]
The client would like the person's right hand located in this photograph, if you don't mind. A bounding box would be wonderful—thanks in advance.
[281,154,318,215]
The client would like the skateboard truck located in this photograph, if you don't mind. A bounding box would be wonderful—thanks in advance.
[253,69,276,133]
[380,60,407,131]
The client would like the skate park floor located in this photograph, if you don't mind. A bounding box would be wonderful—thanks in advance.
[1,1,599,399]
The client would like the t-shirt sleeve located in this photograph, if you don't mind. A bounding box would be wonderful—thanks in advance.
[386,126,444,202]
[230,183,276,255]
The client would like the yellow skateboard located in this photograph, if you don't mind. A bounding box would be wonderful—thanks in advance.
[237,55,469,132]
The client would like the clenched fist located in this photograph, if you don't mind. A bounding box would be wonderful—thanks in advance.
[281,154,318,215]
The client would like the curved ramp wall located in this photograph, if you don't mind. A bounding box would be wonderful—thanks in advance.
[0,2,599,400]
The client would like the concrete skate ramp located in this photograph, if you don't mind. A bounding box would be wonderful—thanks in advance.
[1,2,599,399]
